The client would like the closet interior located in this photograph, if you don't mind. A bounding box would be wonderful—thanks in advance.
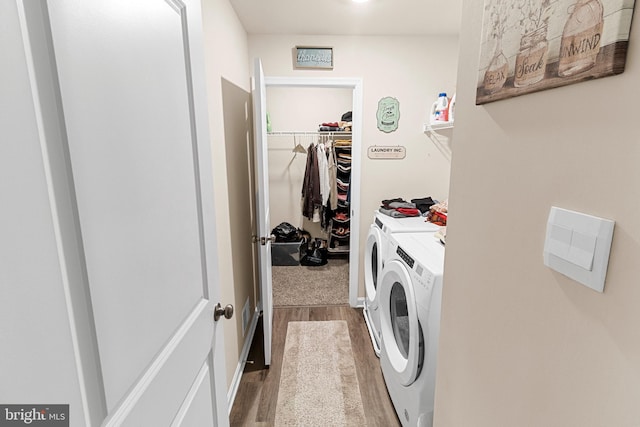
[267,86,353,306]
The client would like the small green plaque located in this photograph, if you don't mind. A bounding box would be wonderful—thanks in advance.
[376,97,400,133]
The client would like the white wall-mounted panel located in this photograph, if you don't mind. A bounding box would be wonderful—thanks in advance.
[543,207,615,293]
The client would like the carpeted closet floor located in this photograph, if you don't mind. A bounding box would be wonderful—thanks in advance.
[272,258,349,306]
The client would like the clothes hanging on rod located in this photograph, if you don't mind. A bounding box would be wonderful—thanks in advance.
[301,142,321,222]
[302,144,328,224]
[269,126,352,250]
[300,135,352,237]
[317,142,330,209]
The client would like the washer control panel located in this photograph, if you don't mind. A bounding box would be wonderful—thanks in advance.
[375,217,384,230]
[414,264,434,293]
[396,246,415,269]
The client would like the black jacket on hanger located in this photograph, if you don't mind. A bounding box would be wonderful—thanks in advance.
[302,143,321,220]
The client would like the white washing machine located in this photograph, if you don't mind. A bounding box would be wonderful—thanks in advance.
[379,232,444,427]
[363,211,439,356]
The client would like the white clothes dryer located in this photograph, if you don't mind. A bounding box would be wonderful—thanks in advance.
[364,211,439,356]
[379,233,444,427]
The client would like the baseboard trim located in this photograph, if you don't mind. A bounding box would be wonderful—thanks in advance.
[227,307,259,414]
[355,297,365,308]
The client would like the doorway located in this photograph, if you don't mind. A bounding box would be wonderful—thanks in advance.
[267,86,353,307]
[263,77,363,308]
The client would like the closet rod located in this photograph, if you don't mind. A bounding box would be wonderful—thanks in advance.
[267,131,352,136]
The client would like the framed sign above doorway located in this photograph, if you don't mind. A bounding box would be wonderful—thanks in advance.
[294,46,334,69]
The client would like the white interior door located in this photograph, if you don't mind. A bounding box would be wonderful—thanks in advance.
[252,58,275,366]
[15,0,230,425]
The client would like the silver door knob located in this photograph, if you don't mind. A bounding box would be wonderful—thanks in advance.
[214,303,234,321]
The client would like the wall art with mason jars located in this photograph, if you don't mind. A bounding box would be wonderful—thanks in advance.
[476,0,636,105]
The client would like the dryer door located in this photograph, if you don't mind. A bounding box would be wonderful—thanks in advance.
[365,226,384,307]
[380,259,422,386]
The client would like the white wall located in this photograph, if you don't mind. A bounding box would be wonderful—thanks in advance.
[201,0,253,390]
[434,3,640,426]
[249,35,459,296]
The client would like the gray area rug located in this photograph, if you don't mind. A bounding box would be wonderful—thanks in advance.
[275,321,366,426]
[272,258,349,306]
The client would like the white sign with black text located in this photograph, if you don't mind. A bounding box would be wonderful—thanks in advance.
[367,146,406,159]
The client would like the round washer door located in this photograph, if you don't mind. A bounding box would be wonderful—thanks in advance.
[365,226,384,307]
[380,259,420,386]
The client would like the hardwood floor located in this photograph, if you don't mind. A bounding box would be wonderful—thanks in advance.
[229,305,401,426]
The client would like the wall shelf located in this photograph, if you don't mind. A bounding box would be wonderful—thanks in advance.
[423,121,454,134]
[423,121,453,162]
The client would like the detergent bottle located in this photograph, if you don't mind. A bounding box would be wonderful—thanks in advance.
[430,93,449,123]
[448,93,456,122]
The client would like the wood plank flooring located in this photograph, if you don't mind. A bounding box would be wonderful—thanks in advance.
[229,305,401,426]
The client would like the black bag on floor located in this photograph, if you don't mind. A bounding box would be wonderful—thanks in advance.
[271,222,299,242]
[300,239,328,266]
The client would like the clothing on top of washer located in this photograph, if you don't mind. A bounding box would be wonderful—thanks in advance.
[426,199,449,226]
[379,198,421,218]
[411,197,436,214]
[387,201,417,209]
[379,207,414,218]
[430,199,448,214]
[379,197,440,217]
[381,197,405,208]
[396,207,421,216]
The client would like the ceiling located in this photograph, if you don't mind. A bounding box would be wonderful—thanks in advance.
[227,0,463,36]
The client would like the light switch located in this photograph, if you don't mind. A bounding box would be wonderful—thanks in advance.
[543,207,615,293]
[546,223,572,259]
[566,230,596,271]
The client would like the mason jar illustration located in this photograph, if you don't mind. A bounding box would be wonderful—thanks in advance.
[558,0,604,77]
[514,23,550,87]
[483,35,509,94]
